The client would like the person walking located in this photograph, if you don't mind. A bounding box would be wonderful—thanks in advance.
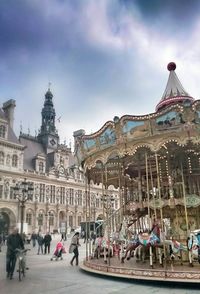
[37,232,44,255]
[69,232,80,266]
[6,227,24,279]
[31,231,37,248]
[43,232,52,254]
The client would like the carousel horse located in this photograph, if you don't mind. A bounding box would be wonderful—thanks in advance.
[138,222,161,247]
[121,234,140,263]
[187,230,200,264]
[137,224,162,267]
[94,226,113,263]
[160,237,187,269]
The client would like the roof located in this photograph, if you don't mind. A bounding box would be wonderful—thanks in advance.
[156,62,195,112]
[7,126,21,145]
[19,135,46,170]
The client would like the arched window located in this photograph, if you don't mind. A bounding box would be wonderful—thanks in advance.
[12,154,18,167]
[0,152,4,165]
[39,161,44,172]
[0,125,6,138]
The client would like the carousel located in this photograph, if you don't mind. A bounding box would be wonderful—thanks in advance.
[75,62,200,283]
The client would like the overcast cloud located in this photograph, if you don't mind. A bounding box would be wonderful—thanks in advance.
[1,0,200,147]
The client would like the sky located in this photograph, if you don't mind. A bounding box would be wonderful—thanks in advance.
[1,0,200,149]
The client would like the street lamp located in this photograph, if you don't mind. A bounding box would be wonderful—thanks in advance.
[13,178,34,235]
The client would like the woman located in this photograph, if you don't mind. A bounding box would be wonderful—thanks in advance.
[69,232,80,266]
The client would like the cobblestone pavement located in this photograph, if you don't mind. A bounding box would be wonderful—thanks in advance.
[0,235,199,294]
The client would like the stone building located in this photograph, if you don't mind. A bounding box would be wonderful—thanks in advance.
[0,89,119,235]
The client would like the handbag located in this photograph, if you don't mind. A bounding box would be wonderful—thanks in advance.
[69,244,76,254]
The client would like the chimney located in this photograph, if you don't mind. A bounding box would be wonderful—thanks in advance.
[3,99,16,129]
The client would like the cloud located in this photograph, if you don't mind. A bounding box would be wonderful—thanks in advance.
[0,0,200,145]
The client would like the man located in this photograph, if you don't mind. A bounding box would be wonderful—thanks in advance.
[31,231,37,247]
[6,227,24,279]
[43,232,52,254]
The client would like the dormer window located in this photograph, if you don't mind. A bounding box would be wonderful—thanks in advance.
[12,154,18,167]
[0,125,6,138]
[39,161,44,173]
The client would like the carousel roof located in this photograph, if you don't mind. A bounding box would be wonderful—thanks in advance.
[155,62,195,112]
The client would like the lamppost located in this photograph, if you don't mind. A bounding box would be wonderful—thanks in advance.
[13,178,34,235]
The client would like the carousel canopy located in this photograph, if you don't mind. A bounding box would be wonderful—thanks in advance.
[74,62,200,174]
[155,62,195,112]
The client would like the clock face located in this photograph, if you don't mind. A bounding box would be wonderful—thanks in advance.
[49,138,57,146]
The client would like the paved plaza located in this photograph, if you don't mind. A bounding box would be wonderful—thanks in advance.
[0,236,199,294]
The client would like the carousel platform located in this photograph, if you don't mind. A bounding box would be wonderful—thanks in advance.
[80,256,200,284]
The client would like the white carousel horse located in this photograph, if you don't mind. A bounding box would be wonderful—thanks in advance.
[94,226,113,262]
[187,230,200,264]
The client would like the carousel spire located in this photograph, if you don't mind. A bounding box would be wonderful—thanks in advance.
[155,62,195,112]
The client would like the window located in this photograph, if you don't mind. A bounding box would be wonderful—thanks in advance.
[0,185,3,199]
[60,187,65,204]
[96,198,100,208]
[78,216,81,226]
[0,152,4,165]
[12,154,18,167]
[69,215,73,227]
[38,213,43,225]
[69,188,74,205]
[39,184,45,202]
[6,154,10,165]
[49,214,54,226]
[10,187,14,199]
[77,190,82,206]
[115,199,118,209]
[0,125,6,138]
[26,213,32,225]
[50,185,55,203]
[39,161,44,173]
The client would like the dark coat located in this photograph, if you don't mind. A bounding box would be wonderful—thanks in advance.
[6,233,24,256]
[37,234,44,246]
[43,234,52,245]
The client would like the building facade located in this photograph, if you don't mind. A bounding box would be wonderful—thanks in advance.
[0,90,119,235]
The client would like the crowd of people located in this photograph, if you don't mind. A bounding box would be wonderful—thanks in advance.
[0,227,83,280]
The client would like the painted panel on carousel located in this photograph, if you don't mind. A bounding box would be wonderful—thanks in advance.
[83,138,96,151]
[99,127,116,147]
[122,120,149,138]
[155,111,183,130]
[195,111,200,123]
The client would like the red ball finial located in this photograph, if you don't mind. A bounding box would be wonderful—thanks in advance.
[167,62,176,71]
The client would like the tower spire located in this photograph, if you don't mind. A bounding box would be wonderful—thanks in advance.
[156,62,195,112]
[37,87,59,151]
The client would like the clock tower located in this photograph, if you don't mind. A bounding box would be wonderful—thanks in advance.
[37,87,59,152]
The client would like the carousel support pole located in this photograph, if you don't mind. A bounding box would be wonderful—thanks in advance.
[155,152,166,268]
[180,162,192,266]
[85,173,89,261]
[88,177,91,257]
[118,159,123,224]
[149,160,157,219]
[149,246,153,268]
[101,165,105,224]
[145,153,151,228]
[101,164,107,263]
[105,165,111,266]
